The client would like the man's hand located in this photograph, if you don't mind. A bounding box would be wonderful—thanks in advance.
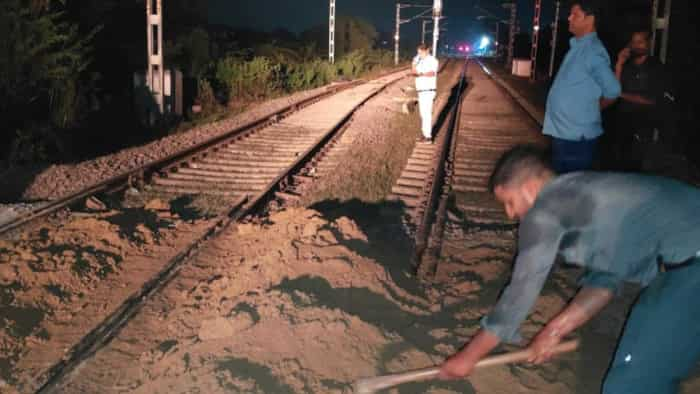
[527,325,563,364]
[439,353,476,379]
[617,47,631,67]
[438,329,501,380]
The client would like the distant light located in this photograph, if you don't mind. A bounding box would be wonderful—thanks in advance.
[459,46,464,51]
[533,25,540,31]
[479,36,490,49]
[394,34,399,40]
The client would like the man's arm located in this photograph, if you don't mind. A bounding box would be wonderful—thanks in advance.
[439,329,501,378]
[620,93,655,106]
[527,287,614,363]
[600,97,617,110]
[439,212,563,378]
[614,48,630,80]
[590,49,621,109]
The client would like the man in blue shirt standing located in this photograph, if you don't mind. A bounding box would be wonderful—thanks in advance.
[543,0,621,173]
[439,144,700,393]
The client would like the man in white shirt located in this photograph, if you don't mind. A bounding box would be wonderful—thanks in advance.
[412,44,439,143]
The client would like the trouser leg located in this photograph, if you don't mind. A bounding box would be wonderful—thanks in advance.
[418,91,435,139]
[602,258,700,394]
[551,137,598,173]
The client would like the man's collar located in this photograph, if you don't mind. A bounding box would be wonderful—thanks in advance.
[569,31,597,47]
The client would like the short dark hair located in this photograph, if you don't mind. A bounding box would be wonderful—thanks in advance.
[417,43,429,51]
[570,0,601,17]
[488,144,554,193]
[631,29,652,41]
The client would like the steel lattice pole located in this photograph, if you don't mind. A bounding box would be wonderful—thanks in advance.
[394,3,401,65]
[507,3,516,67]
[529,0,542,81]
[548,1,560,78]
[329,0,336,63]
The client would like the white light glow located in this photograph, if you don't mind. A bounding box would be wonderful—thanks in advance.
[479,36,490,49]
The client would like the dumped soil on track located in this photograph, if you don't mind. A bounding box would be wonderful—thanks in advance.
[0,197,216,392]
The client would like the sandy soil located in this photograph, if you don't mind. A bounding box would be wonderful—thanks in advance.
[0,197,217,392]
[54,206,482,393]
[49,203,655,394]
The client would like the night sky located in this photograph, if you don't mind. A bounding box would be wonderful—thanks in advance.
[208,0,560,48]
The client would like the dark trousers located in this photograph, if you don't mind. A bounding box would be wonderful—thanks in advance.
[551,137,599,174]
[610,110,656,172]
[602,257,700,394]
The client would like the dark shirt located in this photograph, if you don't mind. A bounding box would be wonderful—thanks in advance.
[481,172,700,343]
[619,56,666,114]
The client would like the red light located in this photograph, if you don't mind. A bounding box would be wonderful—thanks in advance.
[459,46,464,51]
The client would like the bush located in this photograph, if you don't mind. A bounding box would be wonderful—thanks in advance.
[215,56,282,101]
[336,50,367,79]
[194,78,218,116]
[283,59,339,92]
[210,49,395,103]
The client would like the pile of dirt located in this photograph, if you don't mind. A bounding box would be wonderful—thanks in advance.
[54,205,583,393]
[0,198,216,392]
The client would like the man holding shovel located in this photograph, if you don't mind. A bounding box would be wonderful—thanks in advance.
[439,144,700,393]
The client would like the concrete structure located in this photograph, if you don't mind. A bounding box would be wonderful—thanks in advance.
[139,0,182,125]
[146,0,164,116]
[134,69,183,124]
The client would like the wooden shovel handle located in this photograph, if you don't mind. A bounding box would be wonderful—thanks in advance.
[354,339,579,393]
[476,338,579,368]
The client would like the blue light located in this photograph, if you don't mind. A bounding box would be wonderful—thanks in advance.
[479,36,490,49]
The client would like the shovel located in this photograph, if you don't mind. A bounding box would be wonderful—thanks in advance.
[354,339,579,393]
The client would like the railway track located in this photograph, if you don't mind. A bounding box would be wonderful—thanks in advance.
[0,68,408,237]
[397,59,546,278]
[387,58,468,275]
[1,68,417,393]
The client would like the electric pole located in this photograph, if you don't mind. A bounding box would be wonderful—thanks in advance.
[146,0,164,117]
[529,0,542,82]
[395,3,433,65]
[329,0,336,63]
[432,0,442,57]
[651,0,672,63]
[394,3,401,65]
[507,2,516,67]
[548,1,560,78]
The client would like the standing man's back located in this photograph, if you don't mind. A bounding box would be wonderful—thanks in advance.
[543,0,621,173]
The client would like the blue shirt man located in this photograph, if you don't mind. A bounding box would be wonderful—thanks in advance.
[439,144,700,394]
[543,2,621,173]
